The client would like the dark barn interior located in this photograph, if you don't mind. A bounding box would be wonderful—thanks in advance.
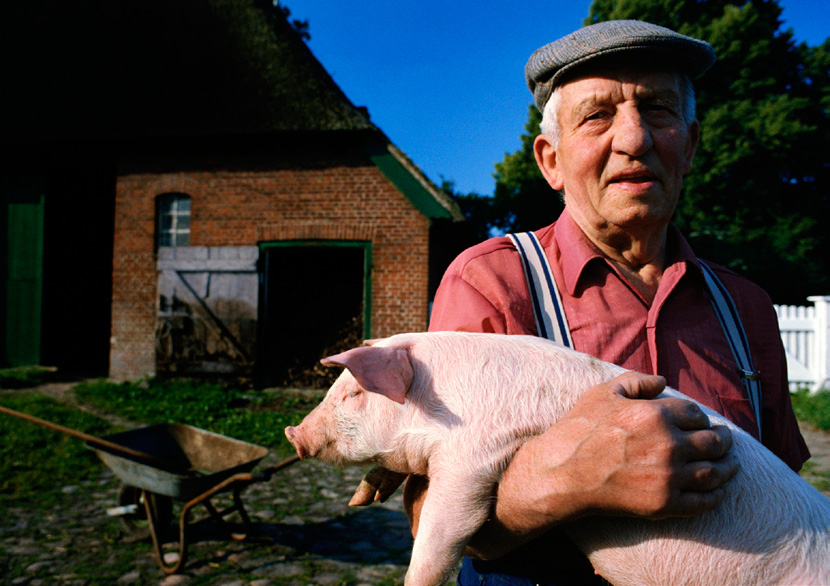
[256,244,367,388]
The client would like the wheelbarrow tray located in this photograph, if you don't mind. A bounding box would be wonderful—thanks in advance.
[88,423,268,501]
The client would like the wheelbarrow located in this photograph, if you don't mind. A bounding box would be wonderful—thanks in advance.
[0,406,299,574]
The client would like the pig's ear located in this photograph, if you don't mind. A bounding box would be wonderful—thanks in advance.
[321,346,413,404]
[362,338,383,346]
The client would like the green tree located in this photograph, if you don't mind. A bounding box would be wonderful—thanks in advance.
[482,0,829,304]
[490,106,565,235]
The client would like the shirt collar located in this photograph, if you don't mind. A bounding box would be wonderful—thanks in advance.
[552,208,701,296]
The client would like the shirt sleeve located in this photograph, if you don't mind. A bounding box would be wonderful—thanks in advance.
[755,302,811,471]
[428,259,508,334]
[721,268,811,471]
[765,337,811,471]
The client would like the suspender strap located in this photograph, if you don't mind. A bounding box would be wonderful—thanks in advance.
[507,232,573,348]
[698,259,763,438]
[509,232,762,438]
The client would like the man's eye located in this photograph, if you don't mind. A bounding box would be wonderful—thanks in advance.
[645,104,676,115]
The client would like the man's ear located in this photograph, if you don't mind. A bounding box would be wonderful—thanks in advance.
[534,133,563,191]
[683,120,701,174]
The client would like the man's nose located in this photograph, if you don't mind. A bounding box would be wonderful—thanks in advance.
[611,109,653,157]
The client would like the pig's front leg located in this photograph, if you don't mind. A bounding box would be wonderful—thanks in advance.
[404,460,501,586]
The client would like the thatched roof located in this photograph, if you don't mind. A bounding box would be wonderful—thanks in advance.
[1,0,375,140]
[1,0,462,220]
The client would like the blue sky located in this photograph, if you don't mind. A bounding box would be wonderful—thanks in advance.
[286,0,829,197]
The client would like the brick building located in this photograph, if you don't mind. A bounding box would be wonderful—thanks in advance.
[1,1,463,385]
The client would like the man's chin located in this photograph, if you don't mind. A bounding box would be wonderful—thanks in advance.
[607,204,676,232]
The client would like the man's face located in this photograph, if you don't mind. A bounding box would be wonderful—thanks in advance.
[537,66,699,237]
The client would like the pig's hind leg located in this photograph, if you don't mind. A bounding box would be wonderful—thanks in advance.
[404,463,499,586]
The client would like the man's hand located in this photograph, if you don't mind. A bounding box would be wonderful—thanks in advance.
[534,371,737,520]
[349,466,408,506]
[404,371,738,558]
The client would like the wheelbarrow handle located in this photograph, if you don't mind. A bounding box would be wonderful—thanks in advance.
[0,405,171,470]
[252,454,301,482]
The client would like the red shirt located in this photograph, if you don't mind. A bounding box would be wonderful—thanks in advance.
[430,209,809,470]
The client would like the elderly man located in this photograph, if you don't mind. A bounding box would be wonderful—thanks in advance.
[397,20,810,586]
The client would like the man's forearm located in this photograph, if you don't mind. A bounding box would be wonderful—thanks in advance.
[464,412,607,559]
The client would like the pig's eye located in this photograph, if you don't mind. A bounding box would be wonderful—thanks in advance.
[347,390,361,399]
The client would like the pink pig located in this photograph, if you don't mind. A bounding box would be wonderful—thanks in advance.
[284,331,830,586]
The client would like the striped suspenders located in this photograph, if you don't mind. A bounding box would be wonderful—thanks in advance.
[509,231,763,438]
[698,260,763,437]
[507,232,574,348]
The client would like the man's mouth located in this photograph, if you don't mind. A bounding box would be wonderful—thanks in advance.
[609,170,657,185]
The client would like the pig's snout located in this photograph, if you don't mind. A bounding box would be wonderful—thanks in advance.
[284,426,308,460]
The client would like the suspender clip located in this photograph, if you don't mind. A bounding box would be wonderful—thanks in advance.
[740,368,761,381]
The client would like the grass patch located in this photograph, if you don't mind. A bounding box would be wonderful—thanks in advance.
[800,459,830,492]
[73,378,321,454]
[790,388,830,431]
[0,393,117,510]
[0,365,57,388]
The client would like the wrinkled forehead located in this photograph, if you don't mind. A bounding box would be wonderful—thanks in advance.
[557,59,685,109]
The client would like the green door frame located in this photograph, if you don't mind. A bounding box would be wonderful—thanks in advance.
[258,240,373,340]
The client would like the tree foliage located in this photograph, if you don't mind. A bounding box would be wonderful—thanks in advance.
[465,0,829,304]
[490,106,566,235]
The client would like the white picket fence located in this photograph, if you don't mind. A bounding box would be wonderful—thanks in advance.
[775,296,830,393]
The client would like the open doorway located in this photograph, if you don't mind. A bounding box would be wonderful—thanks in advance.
[256,241,371,388]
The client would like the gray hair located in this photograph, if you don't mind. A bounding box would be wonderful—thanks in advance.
[539,73,696,149]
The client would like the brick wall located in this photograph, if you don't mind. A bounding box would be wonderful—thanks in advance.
[110,154,431,380]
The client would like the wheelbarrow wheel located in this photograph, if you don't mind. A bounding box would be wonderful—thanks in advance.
[117,484,173,541]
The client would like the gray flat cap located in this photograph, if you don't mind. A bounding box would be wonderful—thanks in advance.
[526,20,716,111]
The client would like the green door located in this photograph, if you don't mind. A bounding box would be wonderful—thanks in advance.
[3,187,44,367]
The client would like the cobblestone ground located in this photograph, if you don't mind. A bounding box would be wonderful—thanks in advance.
[1,454,440,586]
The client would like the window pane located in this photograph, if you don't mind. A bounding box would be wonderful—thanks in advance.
[156,194,191,248]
